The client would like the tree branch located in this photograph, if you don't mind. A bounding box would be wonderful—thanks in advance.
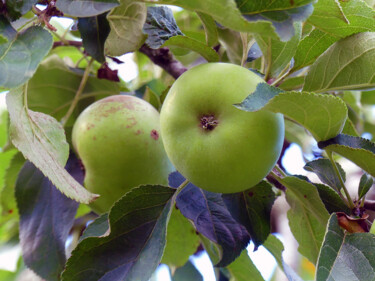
[53,40,83,48]
[139,45,187,79]
[364,200,375,212]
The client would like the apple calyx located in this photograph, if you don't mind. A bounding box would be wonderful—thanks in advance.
[200,115,219,131]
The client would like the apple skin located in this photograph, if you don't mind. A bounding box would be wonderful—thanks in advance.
[72,95,174,213]
[160,63,284,193]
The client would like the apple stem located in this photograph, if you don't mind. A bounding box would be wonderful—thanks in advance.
[200,115,218,131]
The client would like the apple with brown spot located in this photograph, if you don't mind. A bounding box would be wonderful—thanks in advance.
[72,95,174,213]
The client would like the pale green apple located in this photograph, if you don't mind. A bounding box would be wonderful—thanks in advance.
[160,63,284,193]
[72,95,174,213]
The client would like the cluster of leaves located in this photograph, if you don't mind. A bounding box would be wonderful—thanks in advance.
[2,0,375,280]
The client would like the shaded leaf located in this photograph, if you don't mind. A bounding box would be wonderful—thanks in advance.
[236,83,347,141]
[62,185,176,281]
[235,0,314,13]
[161,207,200,268]
[6,87,97,203]
[304,32,375,93]
[336,212,368,233]
[0,19,53,88]
[169,172,250,267]
[226,250,264,281]
[358,173,373,200]
[243,4,314,41]
[304,158,346,192]
[172,260,203,281]
[79,213,109,241]
[105,0,147,56]
[318,134,375,178]
[222,181,276,249]
[315,184,351,215]
[143,6,183,49]
[27,55,119,127]
[255,22,301,78]
[78,13,110,63]
[196,12,218,47]
[56,0,119,17]
[145,0,279,39]
[316,214,375,281]
[16,155,81,281]
[163,35,219,62]
[4,0,38,19]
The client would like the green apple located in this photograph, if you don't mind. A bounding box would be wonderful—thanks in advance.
[72,95,174,213]
[160,63,284,193]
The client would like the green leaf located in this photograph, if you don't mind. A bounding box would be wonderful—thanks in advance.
[61,185,176,281]
[235,0,314,13]
[196,12,218,47]
[318,134,375,178]
[78,13,110,63]
[226,250,264,281]
[278,76,304,91]
[161,207,200,268]
[308,0,375,38]
[255,22,301,79]
[293,29,338,71]
[304,158,346,192]
[315,183,351,214]
[286,188,327,264]
[104,0,147,56]
[316,214,375,281]
[143,6,183,49]
[27,55,120,127]
[304,32,375,93]
[144,0,279,39]
[358,173,373,199]
[6,87,98,204]
[235,84,348,141]
[217,28,243,65]
[162,35,219,62]
[280,176,330,226]
[80,213,109,241]
[56,0,119,17]
[171,261,203,281]
[0,20,53,88]
[342,118,359,137]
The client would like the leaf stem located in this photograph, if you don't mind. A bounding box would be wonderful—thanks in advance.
[175,179,189,196]
[274,164,286,177]
[61,58,94,127]
[327,150,355,209]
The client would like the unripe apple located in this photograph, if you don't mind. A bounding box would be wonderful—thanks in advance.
[160,63,284,193]
[72,95,174,213]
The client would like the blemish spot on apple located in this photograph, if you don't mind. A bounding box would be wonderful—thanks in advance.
[135,130,143,135]
[93,136,97,140]
[151,129,159,140]
[248,191,254,197]
[200,115,218,131]
[87,123,95,130]
[8,209,13,214]
[304,195,307,198]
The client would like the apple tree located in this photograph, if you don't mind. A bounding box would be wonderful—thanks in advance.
[1,0,375,280]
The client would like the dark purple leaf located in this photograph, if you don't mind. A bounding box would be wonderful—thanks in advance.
[169,172,250,267]
[61,185,176,281]
[97,63,120,82]
[15,153,82,281]
[222,181,276,250]
[78,13,110,63]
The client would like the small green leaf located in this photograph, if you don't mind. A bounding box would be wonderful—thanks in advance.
[226,250,264,281]
[144,0,279,39]
[255,22,302,78]
[0,20,53,88]
[143,6,183,49]
[304,32,375,93]
[6,87,98,204]
[161,207,200,268]
[318,134,375,178]
[316,214,375,281]
[358,173,373,199]
[315,184,351,214]
[162,35,219,62]
[304,158,346,192]
[196,12,218,47]
[341,118,359,137]
[236,84,348,141]
[105,0,147,56]
[56,0,119,17]
[171,261,203,281]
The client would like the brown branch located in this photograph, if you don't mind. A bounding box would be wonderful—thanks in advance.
[53,40,83,48]
[364,200,375,212]
[139,45,187,79]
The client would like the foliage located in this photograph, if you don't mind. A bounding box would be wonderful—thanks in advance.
[1,0,375,280]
